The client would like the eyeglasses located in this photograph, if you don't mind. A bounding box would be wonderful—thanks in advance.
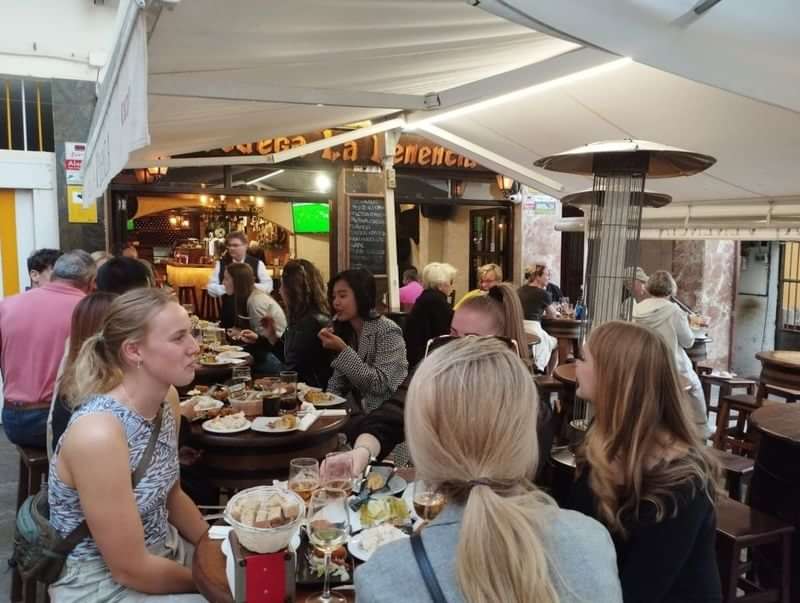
[424,334,520,358]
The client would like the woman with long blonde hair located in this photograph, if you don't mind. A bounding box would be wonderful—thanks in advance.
[47,288,208,601]
[571,321,721,603]
[355,338,622,603]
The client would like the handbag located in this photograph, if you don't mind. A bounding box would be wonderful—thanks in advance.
[410,532,449,603]
[12,406,164,585]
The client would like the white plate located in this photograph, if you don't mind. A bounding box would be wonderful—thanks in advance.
[202,418,252,434]
[213,344,244,353]
[217,350,250,360]
[348,526,408,562]
[298,390,347,408]
[199,358,229,366]
[223,357,248,366]
[250,416,299,433]
[372,474,408,498]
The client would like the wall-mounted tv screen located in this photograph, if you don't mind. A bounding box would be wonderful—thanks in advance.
[292,202,330,234]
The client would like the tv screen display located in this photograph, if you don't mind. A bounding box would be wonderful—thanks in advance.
[292,202,330,234]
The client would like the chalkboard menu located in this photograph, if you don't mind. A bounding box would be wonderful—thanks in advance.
[348,195,386,275]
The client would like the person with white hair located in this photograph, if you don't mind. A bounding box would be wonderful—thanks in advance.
[403,262,457,367]
[0,250,95,447]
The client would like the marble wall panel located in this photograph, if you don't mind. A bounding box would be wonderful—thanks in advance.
[521,195,562,286]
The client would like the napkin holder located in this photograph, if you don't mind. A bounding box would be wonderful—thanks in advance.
[229,531,296,603]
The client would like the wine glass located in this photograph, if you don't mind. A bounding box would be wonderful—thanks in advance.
[307,487,350,603]
[321,452,354,495]
[288,458,320,503]
[413,479,446,522]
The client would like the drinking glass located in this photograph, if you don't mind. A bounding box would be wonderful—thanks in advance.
[306,487,350,603]
[288,458,320,503]
[279,370,298,414]
[258,376,281,416]
[231,366,252,386]
[321,452,354,495]
[413,479,446,522]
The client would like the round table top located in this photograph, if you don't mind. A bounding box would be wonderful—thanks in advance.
[755,350,800,369]
[541,317,584,326]
[751,403,800,446]
[190,414,349,449]
[553,363,577,386]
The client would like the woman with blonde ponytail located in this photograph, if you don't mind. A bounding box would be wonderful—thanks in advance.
[354,338,622,603]
[570,321,721,603]
[47,288,208,601]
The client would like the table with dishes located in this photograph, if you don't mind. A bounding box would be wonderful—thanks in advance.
[192,467,419,603]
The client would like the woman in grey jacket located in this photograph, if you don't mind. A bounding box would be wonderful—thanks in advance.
[632,271,709,438]
[355,338,622,603]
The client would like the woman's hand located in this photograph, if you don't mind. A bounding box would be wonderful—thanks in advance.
[238,329,259,344]
[318,327,347,353]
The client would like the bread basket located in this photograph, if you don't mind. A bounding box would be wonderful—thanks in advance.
[224,486,305,553]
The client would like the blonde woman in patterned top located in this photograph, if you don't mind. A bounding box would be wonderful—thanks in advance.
[48,288,208,601]
[319,269,408,414]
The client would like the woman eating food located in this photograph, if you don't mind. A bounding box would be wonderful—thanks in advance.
[568,320,721,602]
[354,337,622,603]
[319,268,407,414]
[48,288,208,601]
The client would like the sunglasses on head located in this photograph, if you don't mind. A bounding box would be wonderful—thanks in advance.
[424,334,520,358]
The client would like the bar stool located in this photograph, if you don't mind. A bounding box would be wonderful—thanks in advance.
[716,497,794,603]
[700,373,757,417]
[711,448,755,502]
[714,394,765,455]
[177,285,198,312]
[12,446,48,603]
[200,288,221,321]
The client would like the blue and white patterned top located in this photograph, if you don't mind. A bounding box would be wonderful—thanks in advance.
[48,395,179,560]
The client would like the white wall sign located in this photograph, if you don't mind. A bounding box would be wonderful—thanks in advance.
[65,142,86,184]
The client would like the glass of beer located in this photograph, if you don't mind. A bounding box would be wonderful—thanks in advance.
[258,377,281,416]
[321,452,354,496]
[279,370,298,414]
[307,487,350,603]
[289,457,320,503]
[413,479,446,522]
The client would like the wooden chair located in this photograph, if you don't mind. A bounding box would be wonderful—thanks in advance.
[711,448,755,502]
[700,374,757,417]
[199,288,221,321]
[716,497,794,603]
[12,447,48,603]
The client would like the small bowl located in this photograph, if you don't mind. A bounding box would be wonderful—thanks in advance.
[224,486,305,553]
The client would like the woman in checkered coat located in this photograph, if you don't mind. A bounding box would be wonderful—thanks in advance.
[318,269,408,414]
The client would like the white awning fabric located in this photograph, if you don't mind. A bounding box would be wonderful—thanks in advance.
[82,0,800,239]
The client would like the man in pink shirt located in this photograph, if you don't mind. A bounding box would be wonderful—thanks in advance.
[0,250,95,448]
[398,267,423,309]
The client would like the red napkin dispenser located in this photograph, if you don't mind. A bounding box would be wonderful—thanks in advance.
[229,531,296,603]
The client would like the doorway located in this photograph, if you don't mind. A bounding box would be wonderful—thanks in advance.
[468,207,512,291]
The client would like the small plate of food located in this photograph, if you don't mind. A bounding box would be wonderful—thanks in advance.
[187,396,224,420]
[212,344,244,353]
[198,353,229,366]
[217,350,250,360]
[250,414,299,433]
[299,390,347,407]
[351,497,411,532]
[295,538,352,587]
[202,411,251,434]
[348,524,408,562]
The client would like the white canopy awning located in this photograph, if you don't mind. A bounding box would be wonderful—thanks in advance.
[82,0,800,239]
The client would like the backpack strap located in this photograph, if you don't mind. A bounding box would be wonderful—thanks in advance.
[55,404,165,554]
[410,532,448,603]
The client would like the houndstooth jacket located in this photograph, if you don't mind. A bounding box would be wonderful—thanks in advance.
[327,316,408,413]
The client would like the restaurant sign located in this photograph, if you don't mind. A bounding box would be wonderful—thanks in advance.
[184,131,483,171]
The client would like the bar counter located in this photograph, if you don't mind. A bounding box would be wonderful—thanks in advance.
[164,261,215,302]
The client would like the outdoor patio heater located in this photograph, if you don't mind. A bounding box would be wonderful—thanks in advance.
[535,139,715,430]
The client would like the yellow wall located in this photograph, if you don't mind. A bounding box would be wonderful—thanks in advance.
[0,189,19,296]
[783,241,800,311]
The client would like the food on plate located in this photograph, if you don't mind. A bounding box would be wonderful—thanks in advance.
[366,471,386,491]
[229,492,300,529]
[268,415,298,430]
[198,352,219,364]
[191,396,220,411]
[358,497,410,527]
[307,545,350,580]
[205,411,249,431]
[358,524,408,556]
[305,391,333,404]
[211,386,230,402]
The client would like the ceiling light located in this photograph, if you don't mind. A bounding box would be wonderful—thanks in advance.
[200,194,208,204]
[315,173,332,193]
[406,57,632,130]
[246,169,285,186]
[220,195,226,201]
[256,196,265,207]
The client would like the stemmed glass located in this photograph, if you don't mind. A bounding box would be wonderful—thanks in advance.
[412,479,446,522]
[306,487,350,603]
[288,457,320,503]
[321,452,354,496]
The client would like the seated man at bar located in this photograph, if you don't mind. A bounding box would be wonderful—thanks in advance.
[206,231,273,327]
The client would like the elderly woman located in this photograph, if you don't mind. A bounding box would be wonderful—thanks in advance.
[453,263,502,309]
[402,262,457,367]
[633,270,709,439]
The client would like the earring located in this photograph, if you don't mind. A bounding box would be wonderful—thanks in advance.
[137,360,143,369]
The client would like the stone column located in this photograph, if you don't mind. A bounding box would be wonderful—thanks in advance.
[672,240,737,369]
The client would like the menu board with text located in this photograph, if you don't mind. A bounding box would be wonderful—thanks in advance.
[348,195,386,276]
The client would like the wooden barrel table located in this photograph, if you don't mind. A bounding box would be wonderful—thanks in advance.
[189,414,349,491]
[750,403,800,601]
[755,351,800,399]
[686,336,712,371]
[541,318,584,364]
